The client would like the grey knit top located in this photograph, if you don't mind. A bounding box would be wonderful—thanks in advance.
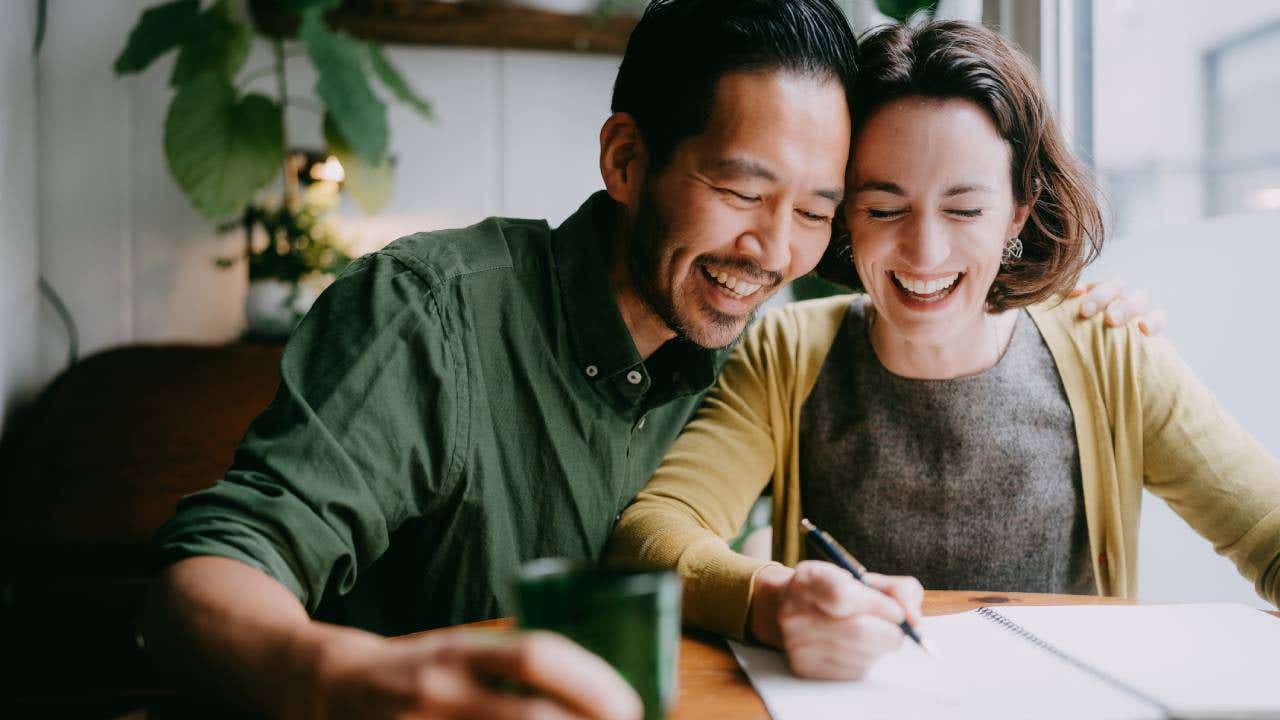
[799,298,1096,594]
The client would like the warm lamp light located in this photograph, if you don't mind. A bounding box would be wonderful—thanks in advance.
[310,155,346,183]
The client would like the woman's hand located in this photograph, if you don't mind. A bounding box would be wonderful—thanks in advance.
[749,561,924,680]
[1072,279,1166,336]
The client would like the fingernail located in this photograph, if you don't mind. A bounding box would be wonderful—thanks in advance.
[1106,310,1121,325]
[1081,301,1097,316]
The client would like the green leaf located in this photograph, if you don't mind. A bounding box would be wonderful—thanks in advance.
[873,0,938,23]
[368,45,432,119]
[164,73,284,219]
[299,9,388,164]
[170,0,253,87]
[114,0,200,75]
[324,114,393,214]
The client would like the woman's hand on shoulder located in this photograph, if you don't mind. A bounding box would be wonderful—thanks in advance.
[1071,279,1166,336]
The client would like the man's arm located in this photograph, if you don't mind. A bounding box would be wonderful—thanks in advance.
[144,556,642,720]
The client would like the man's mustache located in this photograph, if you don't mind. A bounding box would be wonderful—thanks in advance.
[698,256,784,290]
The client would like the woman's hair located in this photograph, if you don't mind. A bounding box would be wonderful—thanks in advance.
[815,20,1105,311]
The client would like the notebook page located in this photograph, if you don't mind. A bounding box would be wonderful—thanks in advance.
[729,610,1159,720]
[994,603,1280,719]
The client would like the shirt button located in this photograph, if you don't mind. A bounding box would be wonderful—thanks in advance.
[626,370,643,385]
[585,365,599,378]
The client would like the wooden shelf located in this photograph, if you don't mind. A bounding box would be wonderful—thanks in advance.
[250,0,640,55]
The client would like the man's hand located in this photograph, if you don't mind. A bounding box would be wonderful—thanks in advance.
[749,561,924,680]
[145,557,640,720]
[1071,279,1166,336]
[306,627,642,720]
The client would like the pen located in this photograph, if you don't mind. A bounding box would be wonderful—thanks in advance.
[800,517,938,658]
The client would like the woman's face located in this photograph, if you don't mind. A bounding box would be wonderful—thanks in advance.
[846,96,1030,343]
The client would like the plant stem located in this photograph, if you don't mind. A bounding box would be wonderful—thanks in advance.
[275,39,294,207]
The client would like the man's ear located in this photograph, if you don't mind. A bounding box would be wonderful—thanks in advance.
[600,112,646,207]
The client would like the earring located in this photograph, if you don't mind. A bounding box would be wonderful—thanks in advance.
[1002,236,1023,265]
[837,233,854,260]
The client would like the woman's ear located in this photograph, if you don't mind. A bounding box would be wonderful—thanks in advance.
[1007,178,1041,239]
[1008,201,1033,240]
[599,112,646,207]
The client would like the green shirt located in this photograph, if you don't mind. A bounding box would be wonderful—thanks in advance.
[154,193,726,635]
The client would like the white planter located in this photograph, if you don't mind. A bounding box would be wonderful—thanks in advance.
[245,278,323,340]
[506,0,599,14]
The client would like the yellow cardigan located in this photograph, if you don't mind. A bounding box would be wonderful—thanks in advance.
[607,294,1280,640]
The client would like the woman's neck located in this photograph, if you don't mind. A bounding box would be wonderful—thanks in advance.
[867,303,1018,380]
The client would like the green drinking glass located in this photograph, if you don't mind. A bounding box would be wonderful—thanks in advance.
[512,558,682,720]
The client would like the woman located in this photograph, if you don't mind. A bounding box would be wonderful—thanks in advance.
[606,21,1280,679]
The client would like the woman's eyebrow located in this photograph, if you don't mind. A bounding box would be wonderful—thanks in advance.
[943,183,994,197]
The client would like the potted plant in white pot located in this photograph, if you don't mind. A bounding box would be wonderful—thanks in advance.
[114,0,431,340]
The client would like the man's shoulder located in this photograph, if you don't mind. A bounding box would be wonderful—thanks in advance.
[377,215,553,287]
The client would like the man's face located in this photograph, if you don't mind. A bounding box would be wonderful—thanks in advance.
[627,70,851,349]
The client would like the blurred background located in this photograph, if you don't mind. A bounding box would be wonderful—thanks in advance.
[0,1,1277,709]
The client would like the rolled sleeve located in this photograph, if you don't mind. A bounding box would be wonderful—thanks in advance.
[153,251,463,613]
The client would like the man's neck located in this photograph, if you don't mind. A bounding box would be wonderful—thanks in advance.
[608,220,676,360]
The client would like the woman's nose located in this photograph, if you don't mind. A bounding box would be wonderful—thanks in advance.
[899,214,951,270]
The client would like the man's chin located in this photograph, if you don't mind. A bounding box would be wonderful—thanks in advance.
[678,308,754,349]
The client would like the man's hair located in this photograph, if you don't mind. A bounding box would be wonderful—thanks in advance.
[816,21,1105,311]
[612,0,858,172]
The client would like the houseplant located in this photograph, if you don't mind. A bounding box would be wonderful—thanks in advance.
[114,0,432,337]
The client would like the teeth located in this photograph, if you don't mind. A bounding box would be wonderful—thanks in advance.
[893,271,958,295]
[707,267,762,297]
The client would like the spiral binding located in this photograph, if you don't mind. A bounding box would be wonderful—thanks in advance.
[974,607,1174,717]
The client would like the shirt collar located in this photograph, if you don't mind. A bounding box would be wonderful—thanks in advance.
[553,192,724,407]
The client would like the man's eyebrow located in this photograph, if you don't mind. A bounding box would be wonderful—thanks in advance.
[706,158,841,203]
[813,187,844,203]
[854,180,904,195]
[705,157,778,182]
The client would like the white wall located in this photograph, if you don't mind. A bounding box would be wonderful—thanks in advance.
[37,0,620,374]
[0,0,40,438]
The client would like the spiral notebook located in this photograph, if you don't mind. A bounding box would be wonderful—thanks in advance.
[729,603,1280,719]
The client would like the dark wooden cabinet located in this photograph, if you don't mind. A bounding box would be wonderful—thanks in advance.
[1,343,284,715]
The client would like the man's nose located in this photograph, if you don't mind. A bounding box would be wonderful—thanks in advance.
[736,204,793,275]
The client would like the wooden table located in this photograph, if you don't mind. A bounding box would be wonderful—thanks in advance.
[449,590,1144,719]
[120,590,1278,720]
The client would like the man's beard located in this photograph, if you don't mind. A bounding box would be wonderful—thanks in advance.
[625,189,774,350]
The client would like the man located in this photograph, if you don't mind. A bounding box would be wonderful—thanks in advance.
[144,1,1154,717]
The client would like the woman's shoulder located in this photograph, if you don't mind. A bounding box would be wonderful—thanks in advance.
[1026,295,1178,388]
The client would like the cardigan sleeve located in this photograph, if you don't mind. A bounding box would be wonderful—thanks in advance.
[605,318,785,639]
[604,296,858,639]
[1137,334,1280,606]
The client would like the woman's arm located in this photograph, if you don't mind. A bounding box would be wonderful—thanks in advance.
[606,320,784,639]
